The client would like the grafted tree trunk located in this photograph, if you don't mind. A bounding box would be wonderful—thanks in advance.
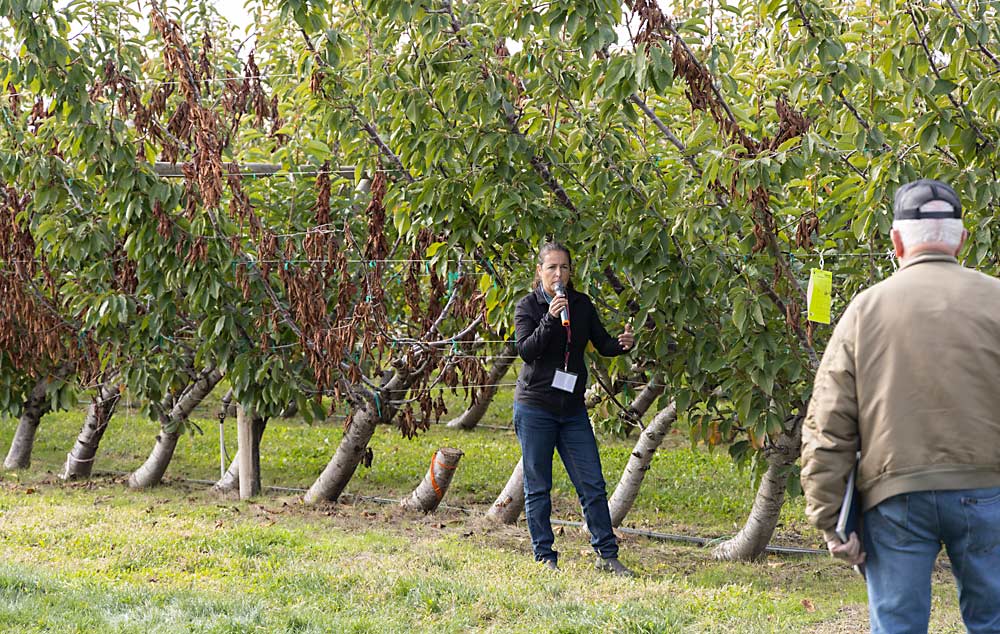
[712,416,803,562]
[626,375,665,419]
[446,343,516,430]
[401,447,464,512]
[128,368,223,489]
[237,405,266,499]
[3,375,54,470]
[304,371,414,504]
[608,400,677,526]
[485,458,524,524]
[61,382,122,480]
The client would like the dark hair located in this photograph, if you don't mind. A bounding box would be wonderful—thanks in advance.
[533,242,573,288]
[537,241,572,267]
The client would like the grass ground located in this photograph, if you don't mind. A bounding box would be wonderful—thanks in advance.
[0,387,966,633]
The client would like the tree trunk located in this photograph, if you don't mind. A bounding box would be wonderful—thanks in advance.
[627,375,665,418]
[712,416,803,562]
[3,375,54,470]
[304,371,413,504]
[213,454,240,493]
[212,417,266,494]
[445,343,516,430]
[608,400,677,526]
[400,447,464,512]
[237,405,266,499]
[485,458,524,524]
[61,382,122,480]
[128,368,223,489]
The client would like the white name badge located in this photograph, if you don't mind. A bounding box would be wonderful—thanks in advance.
[551,370,578,393]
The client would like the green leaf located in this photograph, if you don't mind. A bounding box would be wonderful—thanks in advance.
[426,241,446,258]
[736,390,753,426]
[931,79,958,96]
[732,295,747,333]
[478,273,492,293]
[919,124,938,154]
[634,46,648,87]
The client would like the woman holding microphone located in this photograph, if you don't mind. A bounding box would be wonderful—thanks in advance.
[513,242,636,575]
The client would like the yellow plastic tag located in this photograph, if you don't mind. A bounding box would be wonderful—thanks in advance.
[807,269,833,324]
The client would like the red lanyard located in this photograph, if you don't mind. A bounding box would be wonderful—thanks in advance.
[563,323,572,371]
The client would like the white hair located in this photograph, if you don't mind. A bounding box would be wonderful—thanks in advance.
[892,218,964,250]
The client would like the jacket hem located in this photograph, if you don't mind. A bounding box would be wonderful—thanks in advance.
[863,468,1000,510]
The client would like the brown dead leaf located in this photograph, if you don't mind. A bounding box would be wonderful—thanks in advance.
[801,598,816,612]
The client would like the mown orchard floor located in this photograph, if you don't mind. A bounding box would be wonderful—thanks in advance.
[0,395,966,633]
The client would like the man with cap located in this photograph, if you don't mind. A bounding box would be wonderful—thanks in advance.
[801,178,1000,633]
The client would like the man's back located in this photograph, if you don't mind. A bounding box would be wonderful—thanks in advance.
[810,252,1000,513]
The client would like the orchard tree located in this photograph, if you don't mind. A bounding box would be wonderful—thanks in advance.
[5,0,1000,558]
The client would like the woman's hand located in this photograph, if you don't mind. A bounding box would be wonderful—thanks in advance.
[618,323,635,350]
[548,296,569,320]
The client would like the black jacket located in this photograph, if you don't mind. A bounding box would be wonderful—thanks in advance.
[514,285,629,414]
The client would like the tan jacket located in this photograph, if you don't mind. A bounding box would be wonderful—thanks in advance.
[802,252,1000,540]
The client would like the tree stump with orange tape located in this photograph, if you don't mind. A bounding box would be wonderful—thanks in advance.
[400,447,464,512]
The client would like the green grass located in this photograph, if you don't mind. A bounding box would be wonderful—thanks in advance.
[0,387,967,632]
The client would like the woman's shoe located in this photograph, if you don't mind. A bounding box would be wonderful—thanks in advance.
[595,557,635,577]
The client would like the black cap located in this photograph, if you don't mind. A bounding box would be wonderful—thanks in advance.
[893,179,962,220]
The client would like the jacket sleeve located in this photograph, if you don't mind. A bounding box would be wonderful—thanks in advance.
[515,297,559,362]
[586,296,627,357]
[801,304,861,542]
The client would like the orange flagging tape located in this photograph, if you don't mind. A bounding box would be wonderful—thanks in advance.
[429,452,458,499]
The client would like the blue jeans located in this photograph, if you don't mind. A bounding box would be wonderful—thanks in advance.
[864,487,1000,634]
[513,401,618,563]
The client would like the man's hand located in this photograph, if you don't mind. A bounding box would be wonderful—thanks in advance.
[826,531,866,566]
[618,323,635,350]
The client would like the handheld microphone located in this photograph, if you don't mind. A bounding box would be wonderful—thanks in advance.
[553,281,570,326]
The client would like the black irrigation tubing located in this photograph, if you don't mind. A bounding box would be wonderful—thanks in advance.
[92,470,825,557]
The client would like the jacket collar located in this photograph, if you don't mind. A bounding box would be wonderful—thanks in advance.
[899,251,960,271]
[533,284,572,304]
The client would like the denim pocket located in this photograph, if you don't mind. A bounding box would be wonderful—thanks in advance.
[961,487,1000,554]
[868,494,913,546]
